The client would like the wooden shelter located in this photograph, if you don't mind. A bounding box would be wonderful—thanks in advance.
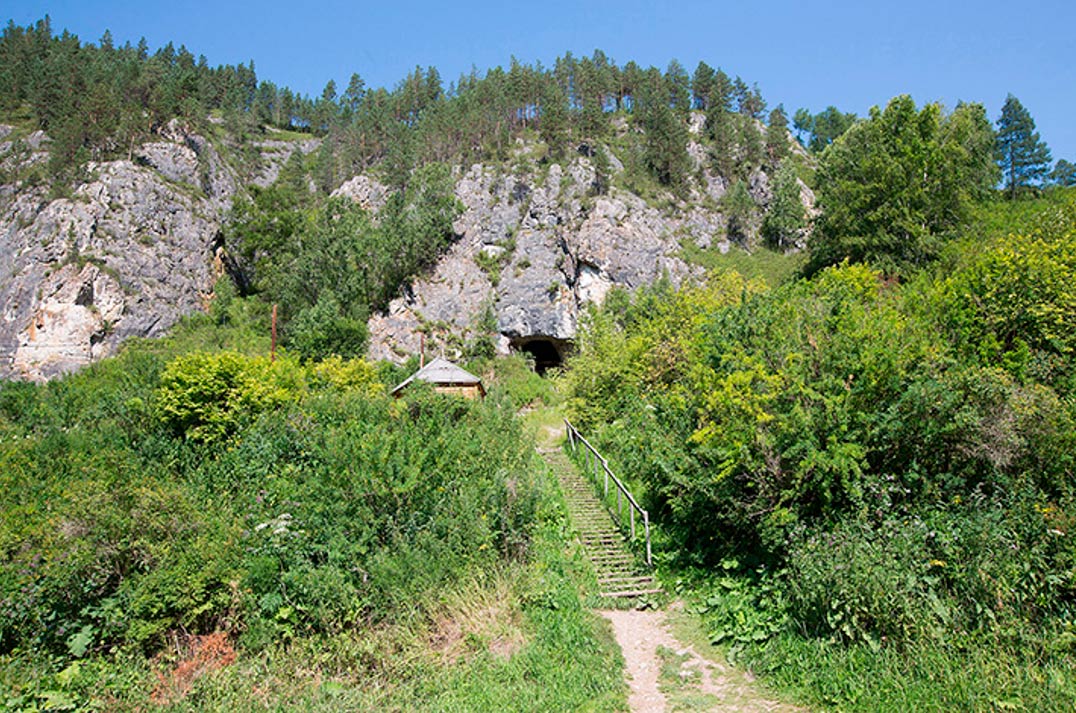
[391,356,486,399]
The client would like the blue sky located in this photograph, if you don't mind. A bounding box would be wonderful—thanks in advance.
[7,1,1076,162]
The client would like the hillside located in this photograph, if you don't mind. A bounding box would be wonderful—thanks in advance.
[0,21,816,381]
[3,15,1076,713]
[0,113,809,381]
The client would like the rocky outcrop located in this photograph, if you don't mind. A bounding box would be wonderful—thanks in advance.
[367,149,742,363]
[0,122,240,380]
[367,121,815,364]
[331,175,388,212]
[0,112,814,380]
[252,131,321,187]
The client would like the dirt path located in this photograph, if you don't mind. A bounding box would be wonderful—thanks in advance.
[599,606,801,713]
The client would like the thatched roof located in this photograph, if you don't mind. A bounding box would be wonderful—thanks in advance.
[391,356,485,397]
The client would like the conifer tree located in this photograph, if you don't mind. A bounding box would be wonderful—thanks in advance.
[765,105,790,167]
[539,78,569,160]
[723,179,756,242]
[995,94,1052,198]
[1050,159,1076,187]
[691,61,715,110]
[761,161,805,249]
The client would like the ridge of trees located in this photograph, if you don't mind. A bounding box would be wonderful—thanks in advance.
[0,17,791,190]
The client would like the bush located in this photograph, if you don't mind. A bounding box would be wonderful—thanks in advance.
[155,351,300,445]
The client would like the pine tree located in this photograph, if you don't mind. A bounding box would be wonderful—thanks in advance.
[765,105,790,167]
[638,69,690,190]
[1050,159,1076,187]
[761,161,805,250]
[691,61,715,110]
[995,94,1052,198]
[539,78,569,160]
[723,179,756,243]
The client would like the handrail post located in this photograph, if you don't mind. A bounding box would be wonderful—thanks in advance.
[566,422,655,568]
[644,511,651,566]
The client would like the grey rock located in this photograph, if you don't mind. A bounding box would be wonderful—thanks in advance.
[253,133,321,187]
[331,174,388,212]
[135,141,200,187]
[367,153,717,364]
[0,126,239,380]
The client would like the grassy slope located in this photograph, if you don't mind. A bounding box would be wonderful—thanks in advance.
[0,313,626,711]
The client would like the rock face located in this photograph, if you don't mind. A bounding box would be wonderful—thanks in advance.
[365,134,814,365]
[0,121,240,380]
[0,112,814,380]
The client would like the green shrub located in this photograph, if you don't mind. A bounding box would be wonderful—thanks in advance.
[155,351,300,445]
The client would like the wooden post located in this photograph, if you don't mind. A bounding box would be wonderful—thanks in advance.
[630,505,635,540]
[270,304,278,362]
[420,333,426,369]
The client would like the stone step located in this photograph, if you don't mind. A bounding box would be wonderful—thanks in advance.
[598,575,656,586]
[597,588,664,599]
[541,442,659,603]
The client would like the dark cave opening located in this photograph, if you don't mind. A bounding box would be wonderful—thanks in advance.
[510,337,570,375]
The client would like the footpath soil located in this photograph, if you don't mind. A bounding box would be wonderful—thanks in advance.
[599,607,802,713]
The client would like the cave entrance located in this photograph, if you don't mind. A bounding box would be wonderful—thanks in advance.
[510,337,570,375]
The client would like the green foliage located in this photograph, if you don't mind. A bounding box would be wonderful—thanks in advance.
[1051,159,1076,187]
[693,562,789,652]
[635,68,691,192]
[222,162,461,356]
[933,193,1076,393]
[287,293,369,361]
[485,354,560,410]
[810,96,998,274]
[562,181,1076,690]
[0,18,285,184]
[155,351,297,445]
[760,160,805,249]
[0,333,562,707]
[722,179,756,243]
[678,242,805,289]
[764,105,790,167]
[996,93,1052,198]
[792,105,858,152]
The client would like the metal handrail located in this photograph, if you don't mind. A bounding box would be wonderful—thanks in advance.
[564,418,652,567]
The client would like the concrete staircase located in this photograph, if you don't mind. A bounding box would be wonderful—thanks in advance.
[540,446,661,601]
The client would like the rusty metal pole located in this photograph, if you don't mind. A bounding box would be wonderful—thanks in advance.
[270,304,277,362]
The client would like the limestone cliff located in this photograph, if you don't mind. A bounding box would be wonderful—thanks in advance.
[0,114,811,380]
[366,125,813,366]
[0,120,236,380]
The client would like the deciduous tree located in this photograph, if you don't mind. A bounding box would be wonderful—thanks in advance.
[811,96,996,273]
